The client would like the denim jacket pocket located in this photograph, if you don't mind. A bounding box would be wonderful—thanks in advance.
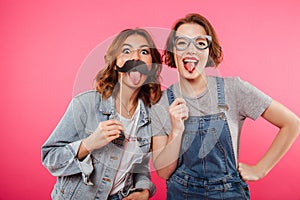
[91,145,109,164]
[137,137,151,153]
[56,175,83,199]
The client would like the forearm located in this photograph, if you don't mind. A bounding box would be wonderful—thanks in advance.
[134,173,155,197]
[257,101,300,177]
[153,131,183,179]
[239,100,300,181]
[42,141,84,176]
[256,124,300,177]
[133,156,156,197]
[77,140,90,160]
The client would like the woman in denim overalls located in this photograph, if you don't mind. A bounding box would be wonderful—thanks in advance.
[151,13,300,199]
[165,77,250,199]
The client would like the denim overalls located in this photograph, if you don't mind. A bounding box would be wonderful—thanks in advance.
[166,77,250,200]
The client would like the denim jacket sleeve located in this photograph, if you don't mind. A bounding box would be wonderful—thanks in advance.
[41,97,93,183]
[133,152,156,197]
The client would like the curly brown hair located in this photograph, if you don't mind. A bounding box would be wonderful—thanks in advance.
[95,28,162,106]
[164,13,223,68]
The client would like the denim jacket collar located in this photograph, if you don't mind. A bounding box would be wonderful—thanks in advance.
[98,94,150,127]
[99,95,116,115]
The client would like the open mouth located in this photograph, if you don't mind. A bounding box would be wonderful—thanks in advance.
[183,57,199,73]
[128,70,142,85]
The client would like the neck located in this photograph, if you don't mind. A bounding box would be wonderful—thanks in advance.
[115,85,139,118]
[118,85,139,105]
[179,74,208,98]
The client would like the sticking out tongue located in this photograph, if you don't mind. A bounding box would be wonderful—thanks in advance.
[183,57,198,73]
[184,62,196,73]
[128,70,142,85]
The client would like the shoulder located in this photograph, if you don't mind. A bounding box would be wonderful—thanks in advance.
[211,76,250,91]
[207,76,243,89]
[222,76,265,95]
[221,76,243,85]
[72,90,101,108]
[221,76,258,87]
[209,76,261,99]
[150,89,170,117]
[152,83,181,107]
[153,89,168,106]
[74,90,100,99]
[207,75,240,83]
[73,90,101,102]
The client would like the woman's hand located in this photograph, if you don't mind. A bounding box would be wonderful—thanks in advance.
[238,162,265,182]
[169,98,189,135]
[83,119,124,152]
[122,189,150,200]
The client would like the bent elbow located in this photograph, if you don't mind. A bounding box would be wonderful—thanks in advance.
[294,116,300,134]
[152,157,177,180]
[156,170,171,180]
[155,165,176,180]
[153,162,171,180]
[288,113,300,134]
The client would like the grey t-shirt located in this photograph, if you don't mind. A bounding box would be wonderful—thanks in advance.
[150,76,272,162]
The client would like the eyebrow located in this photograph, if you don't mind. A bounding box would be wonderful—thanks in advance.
[122,43,150,48]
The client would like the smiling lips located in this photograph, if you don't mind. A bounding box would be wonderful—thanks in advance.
[183,57,199,73]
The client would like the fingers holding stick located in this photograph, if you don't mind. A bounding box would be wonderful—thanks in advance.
[169,98,189,121]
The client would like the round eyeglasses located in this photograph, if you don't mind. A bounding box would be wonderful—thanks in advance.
[174,35,212,51]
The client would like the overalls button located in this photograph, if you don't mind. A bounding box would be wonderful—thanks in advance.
[184,175,189,180]
[218,113,225,119]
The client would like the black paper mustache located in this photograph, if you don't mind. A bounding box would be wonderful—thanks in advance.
[115,60,151,75]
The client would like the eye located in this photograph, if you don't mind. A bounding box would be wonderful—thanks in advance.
[122,48,132,54]
[176,39,188,46]
[140,49,150,55]
[198,41,207,46]
[195,38,209,48]
[178,41,187,45]
[197,40,207,46]
[175,37,190,50]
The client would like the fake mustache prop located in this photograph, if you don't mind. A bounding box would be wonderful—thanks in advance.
[116,60,152,75]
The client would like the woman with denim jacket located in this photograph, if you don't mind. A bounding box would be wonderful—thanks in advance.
[151,13,300,199]
[42,28,162,200]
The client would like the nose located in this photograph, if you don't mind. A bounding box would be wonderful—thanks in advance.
[186,42,197,54]
[130,49,141,60]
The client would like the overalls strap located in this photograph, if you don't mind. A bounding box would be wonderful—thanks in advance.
[167,85,175,105]
[167,77,228,109]
[216,77,228,111]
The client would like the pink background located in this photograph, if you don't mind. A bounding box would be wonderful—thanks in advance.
[1,1,300,199]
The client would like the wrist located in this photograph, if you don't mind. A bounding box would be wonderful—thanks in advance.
[255,163,269,179]
[170,129,183,138]
[82,138,93,153]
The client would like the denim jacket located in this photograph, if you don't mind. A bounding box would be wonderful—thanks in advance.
[42,90,155,200]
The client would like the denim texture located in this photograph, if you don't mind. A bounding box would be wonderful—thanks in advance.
[166,77,250,200]
[42,90,155,199]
